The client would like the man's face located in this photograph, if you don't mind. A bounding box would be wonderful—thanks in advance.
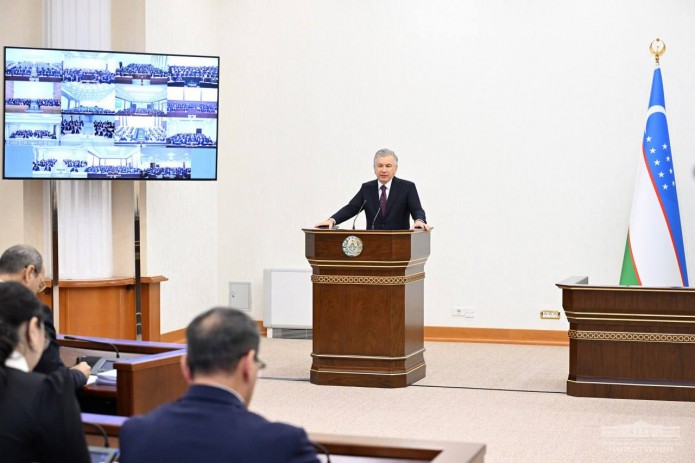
[374,155,398,184]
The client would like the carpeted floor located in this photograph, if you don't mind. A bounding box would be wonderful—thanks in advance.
[251,338,695,463]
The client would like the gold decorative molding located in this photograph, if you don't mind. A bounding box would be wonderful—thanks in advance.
[308,257,428,268]
[311,272,425,286]
[568,379,695,389]
[564,310,695,319]
[565,316,695,324]
[557,285,695,294]
[569,330,695,343]
[311,362,426,376]
[304,229,422,235]
[311,348,425,361]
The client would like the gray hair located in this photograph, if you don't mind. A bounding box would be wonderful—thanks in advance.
[373,148,398,166]
[0,245,43,276]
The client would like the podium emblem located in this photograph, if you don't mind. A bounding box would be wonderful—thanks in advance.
[342,235,363,257]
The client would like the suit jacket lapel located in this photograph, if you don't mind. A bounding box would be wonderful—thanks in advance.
[384,177,400,217]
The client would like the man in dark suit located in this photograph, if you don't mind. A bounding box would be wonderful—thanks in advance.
[0,244,90,390]
[119,307,320,463]
[315,148,431,230]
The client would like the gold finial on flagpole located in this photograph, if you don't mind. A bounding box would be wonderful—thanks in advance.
[649,38,666,63]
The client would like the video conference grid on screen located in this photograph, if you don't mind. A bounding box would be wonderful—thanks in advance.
[3,46,219,180]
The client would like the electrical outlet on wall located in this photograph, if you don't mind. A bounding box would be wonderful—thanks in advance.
[540,310,561,320]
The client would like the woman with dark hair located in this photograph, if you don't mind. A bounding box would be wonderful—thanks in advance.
[0,281,90,463]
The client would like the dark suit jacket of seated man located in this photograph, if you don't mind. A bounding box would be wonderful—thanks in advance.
[119,307,319,463]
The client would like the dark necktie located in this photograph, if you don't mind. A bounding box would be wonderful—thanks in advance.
[380,185,388,217]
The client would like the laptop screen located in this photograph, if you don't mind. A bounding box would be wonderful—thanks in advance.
[89,446,119,463]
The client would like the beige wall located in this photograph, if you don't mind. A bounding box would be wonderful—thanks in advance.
[111,0,146,276]
[0,0,44,254]
[0,0,143,276]
[144,0,220,332]
[4,1,695,335]
[111,0,146,53]
[145,0,695,333]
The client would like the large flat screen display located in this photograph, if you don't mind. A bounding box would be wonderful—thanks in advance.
[3,46,219,180]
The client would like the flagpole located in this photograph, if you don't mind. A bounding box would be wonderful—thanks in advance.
[620,37,689,287]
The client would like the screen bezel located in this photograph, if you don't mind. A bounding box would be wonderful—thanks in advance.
[2,45,220,181]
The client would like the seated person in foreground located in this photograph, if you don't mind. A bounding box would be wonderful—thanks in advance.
[119,307,320,463]
[0,244,90,390]
[0,282,90,463]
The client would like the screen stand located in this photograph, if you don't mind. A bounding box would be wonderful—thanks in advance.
[50,180,60,323]
[133,181,143,341]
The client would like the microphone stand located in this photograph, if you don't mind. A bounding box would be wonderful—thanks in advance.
[352,200,367,230]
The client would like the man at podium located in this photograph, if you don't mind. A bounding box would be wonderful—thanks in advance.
[315,148,431,230]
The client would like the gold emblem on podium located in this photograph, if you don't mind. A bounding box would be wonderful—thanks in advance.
[342,235,363,257]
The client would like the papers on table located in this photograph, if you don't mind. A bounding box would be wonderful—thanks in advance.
[95,369,117,386]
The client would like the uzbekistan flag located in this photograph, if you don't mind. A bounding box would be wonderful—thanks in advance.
[620,64,689,286]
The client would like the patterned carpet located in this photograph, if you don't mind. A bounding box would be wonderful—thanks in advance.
[253,338,695,463]
[259,337,567,392]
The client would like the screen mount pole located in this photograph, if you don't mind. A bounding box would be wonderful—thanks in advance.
[134,181,143,341]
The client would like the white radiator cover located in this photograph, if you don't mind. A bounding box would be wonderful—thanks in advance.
[263,269,312,333]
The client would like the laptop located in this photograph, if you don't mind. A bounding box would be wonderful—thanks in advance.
[89,446,119,463]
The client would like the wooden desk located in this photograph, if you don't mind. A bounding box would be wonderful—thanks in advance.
[82,414,485,462]
[38,275,167,340]
[60,336,187,415]
[557,276,695,401]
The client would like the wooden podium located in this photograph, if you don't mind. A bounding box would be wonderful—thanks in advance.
[303,229,430,388]
[557,276,695,401]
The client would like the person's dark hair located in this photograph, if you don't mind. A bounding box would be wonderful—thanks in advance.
[185,307,260,377]
[0,281,45,388]
[0,244,43,276]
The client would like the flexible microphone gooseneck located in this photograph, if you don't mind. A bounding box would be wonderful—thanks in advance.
[352,200,367,230]
[82,422,111,448]
[371,207,381,230]
[311,442,332,463]
[63,335,120,358]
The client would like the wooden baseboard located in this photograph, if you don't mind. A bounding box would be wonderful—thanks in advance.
[161,321,267,344]
[424,326,569,346]
[163,325,567,346]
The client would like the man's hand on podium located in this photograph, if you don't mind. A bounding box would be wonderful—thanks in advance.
[314,218,336,229]
[413,220,431,231]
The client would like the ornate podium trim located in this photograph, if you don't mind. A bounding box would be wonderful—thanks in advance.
[564,310,695,320]
[568,329,695,343]
[311,362,426,376]
[311,272,425,286]
[568,378,695,389]
[311,348,426,361]
[307,257,428,268]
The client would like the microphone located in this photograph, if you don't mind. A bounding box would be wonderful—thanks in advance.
[371,207,381,230]
[63,336,121,358]
[64,335,120,358]
[311,442,332,463]
[352,200,367,230]
[82,422,111,448]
